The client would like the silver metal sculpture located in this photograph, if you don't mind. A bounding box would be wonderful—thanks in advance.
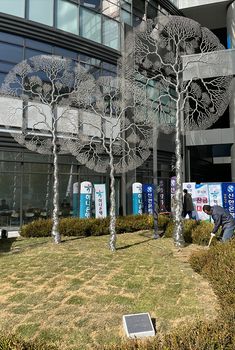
[122,15,232,247]
[67,76,153,251]
[1,55,96,243]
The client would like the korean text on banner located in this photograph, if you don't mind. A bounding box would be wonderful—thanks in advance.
[80,181,92,218]
[194,183,209,220]
[208,183,223,207]
[94,184,107,218]
[143,184,154,214]
[132,183,143,215]
[222,183,235,218]
[159,179,167,212]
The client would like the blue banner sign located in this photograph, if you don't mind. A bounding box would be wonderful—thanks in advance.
[72,182,79,217]
[222,183,235,219]
[132,183,143,215]
[143,184,154,214]
[80,181,92,218]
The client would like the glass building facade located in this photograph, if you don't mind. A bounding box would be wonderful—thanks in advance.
[0,0,180,228]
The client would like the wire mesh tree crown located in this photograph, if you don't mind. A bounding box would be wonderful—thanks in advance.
[1,55,96,154]
[66,75,153,174]
[122,15,232,133]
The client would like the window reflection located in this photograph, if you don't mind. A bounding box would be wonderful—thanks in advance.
[102,0,119,19]
[28,0,54,26]
[103,17,120,50]
[0,0,25,18]
[57,0,79,35]
[80,0,101,11]
[80,7,101,43]
[0,43,23,63]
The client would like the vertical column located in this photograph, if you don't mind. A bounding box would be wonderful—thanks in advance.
[227,2,235,181]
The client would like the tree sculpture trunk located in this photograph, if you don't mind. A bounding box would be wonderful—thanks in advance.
[51,116,61,244]
[173,91,185,247]
[109,151,116,251]
[153,123,160,239]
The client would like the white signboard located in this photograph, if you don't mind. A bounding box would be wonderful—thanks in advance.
[194,183,209,221]
[94,184,107,218]
[208,183,223,207]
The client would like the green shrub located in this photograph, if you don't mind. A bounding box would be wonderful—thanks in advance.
[20,214,157,238]
[164,219,198,243]
[158,214,170,231]
[189,249,210,273]
[99,319,235,350]
[20,219,52,238]
[164,220,174,238]
[0,332,56,350]
[190,239,235,318]
[191,221,215,245]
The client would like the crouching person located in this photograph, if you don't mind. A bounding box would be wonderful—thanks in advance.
[203,204,235,242]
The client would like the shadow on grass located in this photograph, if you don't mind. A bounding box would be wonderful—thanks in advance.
[117,237,154,250]
[61,236,85,243]
[151,318,157,333]
[0,237,17,253]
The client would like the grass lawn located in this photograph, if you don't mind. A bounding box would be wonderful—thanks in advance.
[0,232,218,349]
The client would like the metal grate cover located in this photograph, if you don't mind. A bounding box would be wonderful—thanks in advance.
[123,313,155,338]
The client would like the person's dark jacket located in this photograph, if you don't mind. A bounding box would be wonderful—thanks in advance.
[183,193,194,212]
[211,205,235,233]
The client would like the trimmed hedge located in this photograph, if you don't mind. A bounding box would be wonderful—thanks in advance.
[20,215,225,247]
[189,239,235,317]
[164,219,199,243]
[20,214,170,238]
[98,319,235,350]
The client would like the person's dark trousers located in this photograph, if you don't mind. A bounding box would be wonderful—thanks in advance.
[183,211,192,219]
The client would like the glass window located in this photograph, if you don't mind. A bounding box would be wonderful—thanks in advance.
[103,61,116,72]
[0,43,23,63]
[102,0,119,19]
[0,0,25,18]
[25,48,47,59]
[54,47,78,60]
[103,17,120,50]
[22,172,53,217]
[102,69,116,77]
[25,39,52,53]
[28,0,54,26]
[80,8,101,43]
[121,1,131,11]
[57,0,79,35]
[80,54,101,66]
[84,64,101,78]
[147,3,157,19]
[0,72,6,86]
[133,15,142,27]
[0,32,24,45]
[0,62,15,73]
[121,9,132,25]
[80,0,101,11]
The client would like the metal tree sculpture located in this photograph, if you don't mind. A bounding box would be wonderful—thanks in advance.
[122,15,232,247]
[1,55,95,243]
[67,76,153,251]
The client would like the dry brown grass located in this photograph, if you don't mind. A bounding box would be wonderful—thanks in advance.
[0,233,218,349]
